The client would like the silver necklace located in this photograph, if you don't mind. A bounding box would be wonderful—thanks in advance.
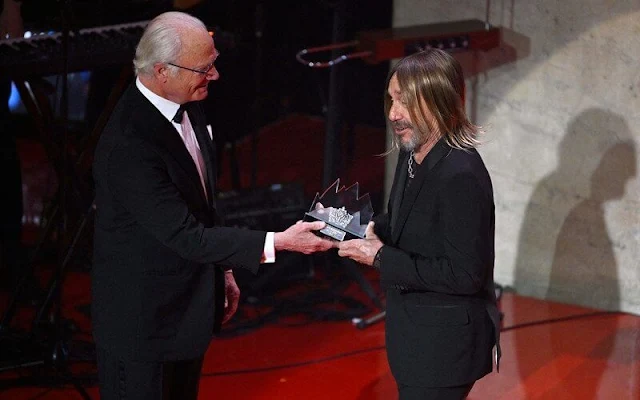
[408,151,415,179]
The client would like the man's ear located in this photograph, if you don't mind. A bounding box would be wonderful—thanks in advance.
[154,63,169,82]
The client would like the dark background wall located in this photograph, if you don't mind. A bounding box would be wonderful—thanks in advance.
[203,0,394,142]
[17,0,393,141]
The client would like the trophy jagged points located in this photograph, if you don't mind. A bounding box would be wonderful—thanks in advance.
[303,179,374,241]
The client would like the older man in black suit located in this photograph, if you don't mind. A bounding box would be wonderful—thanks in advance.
[337,48,501,400]
[91,11,334,400]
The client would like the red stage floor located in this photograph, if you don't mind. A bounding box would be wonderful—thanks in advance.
[1,277,639,400]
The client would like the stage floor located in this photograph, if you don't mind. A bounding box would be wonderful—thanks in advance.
[0,267,639,400]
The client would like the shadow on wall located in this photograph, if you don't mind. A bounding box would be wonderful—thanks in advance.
[548,140,636,310]
[545,139,635,398]
[513,108,636,308]
[511,109,636,400]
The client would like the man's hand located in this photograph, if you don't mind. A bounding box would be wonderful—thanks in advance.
[337,222,383,266]
[274,220,335,254]
[222,270,240,324]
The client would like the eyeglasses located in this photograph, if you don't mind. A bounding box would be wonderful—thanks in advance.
[168,61,216,75]
[167,51,220,75]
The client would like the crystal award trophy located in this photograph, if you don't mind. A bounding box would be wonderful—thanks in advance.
[303,179,374,241]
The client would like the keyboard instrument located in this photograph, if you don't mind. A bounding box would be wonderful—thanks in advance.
[0,20,149,79]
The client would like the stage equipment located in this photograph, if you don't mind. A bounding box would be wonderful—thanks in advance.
[0,20,236,79]
[0,20,146,79]
[296,19,501,68]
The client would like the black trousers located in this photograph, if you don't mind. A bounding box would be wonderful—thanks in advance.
[397,382,475,400]
[96,347,204,400]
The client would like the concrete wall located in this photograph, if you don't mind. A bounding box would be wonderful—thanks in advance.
[390,0,640,314]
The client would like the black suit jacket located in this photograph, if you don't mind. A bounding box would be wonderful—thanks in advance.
[374,139,500,387]
[91,84,266,362]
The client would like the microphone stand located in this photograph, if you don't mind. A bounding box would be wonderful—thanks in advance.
[352,311,386,329]
[322,0,346,187]
[322,0,384,316]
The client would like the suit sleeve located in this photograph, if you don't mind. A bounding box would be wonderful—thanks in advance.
[105,135,265,273]
[373,213,391,243]
[379,171,493,295]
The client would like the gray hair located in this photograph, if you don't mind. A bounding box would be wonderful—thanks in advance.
[133,11,207,76]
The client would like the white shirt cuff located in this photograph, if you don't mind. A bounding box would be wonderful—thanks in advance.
[262,232,275,263]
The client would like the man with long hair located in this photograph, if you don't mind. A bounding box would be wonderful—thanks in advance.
[338,48,500,399]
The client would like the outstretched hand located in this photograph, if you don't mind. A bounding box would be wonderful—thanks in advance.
[337,222,383,266]
[274,220,336,254]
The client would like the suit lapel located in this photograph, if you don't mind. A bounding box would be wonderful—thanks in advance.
[391,140,452,244]
[389,151,408,237]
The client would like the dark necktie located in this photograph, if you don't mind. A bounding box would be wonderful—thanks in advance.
[172,105,187,123]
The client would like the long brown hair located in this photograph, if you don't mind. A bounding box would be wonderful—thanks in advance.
[384,48,482,150]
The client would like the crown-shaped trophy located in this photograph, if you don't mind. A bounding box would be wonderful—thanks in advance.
[303,179,374,241]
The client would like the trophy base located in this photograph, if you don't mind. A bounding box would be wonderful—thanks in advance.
[303,213,363,242]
